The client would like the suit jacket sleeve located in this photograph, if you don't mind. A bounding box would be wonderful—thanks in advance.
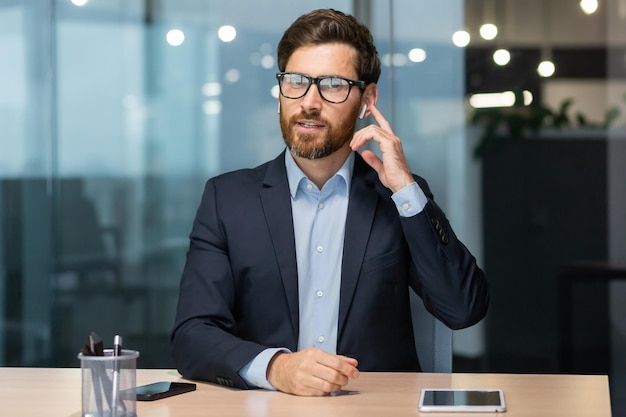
[403,175,489,330]
[170,178,268,389]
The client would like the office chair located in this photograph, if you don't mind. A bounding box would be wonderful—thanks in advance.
[409,291,453,373]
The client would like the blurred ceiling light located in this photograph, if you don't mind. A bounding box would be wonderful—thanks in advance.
[71,0,88,6]
[381,53,408,67]
[537,60,556,77]
[493,49,511,66]
[271,85,280,99]
[452,30,471,47]
[580,0,599,14]
[469,91,516,108]
[218,25,237,42]
[469,90,534,108]
[479,23,498,40]
[523,90,534,106]
[166,29,185,46]
[408,48,427,63]
[202,100,222,115]
[392,53,408,67]
[224,69,241,83]
[202,82,222,97]
[260,55,275,69]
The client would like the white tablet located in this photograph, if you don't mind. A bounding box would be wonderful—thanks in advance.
[418,389,506,412]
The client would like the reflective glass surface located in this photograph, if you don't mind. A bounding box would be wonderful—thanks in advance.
[0,0,469,368]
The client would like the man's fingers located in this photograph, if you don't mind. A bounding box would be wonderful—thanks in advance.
[312,365,350,388]
[317,353,360,380]
[339,355,359,368]
[361,149,383,173]
[350,126,386,151]
[367,103,392,132]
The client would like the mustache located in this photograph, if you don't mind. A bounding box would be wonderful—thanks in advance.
[292,111,324,123]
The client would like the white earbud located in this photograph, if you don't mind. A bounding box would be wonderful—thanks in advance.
[277,100,281,114]
[358,104,367,119]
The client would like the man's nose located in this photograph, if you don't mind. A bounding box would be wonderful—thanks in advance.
[300,82,324,109]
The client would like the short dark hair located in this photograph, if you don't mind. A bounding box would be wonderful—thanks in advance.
[277,9,381,85]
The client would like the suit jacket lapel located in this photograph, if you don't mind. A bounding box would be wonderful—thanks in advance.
[338,153,379,337]
[259,151,300,342]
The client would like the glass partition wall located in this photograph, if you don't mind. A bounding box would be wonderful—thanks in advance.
[0,0,472,368]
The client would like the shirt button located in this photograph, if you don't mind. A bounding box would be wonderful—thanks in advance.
[317,336,325,343]
[307,183,313,190]
[316,290,324,298]
[402,203,410,210]
[316,246,324,253]
[318,202,324,209]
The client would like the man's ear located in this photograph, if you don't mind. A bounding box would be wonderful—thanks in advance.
[360,83,379,118]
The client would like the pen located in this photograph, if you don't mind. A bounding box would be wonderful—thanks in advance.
[112,335,122,417]
[114,334,122,356]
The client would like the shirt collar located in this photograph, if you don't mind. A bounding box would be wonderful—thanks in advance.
[285,149,354,198]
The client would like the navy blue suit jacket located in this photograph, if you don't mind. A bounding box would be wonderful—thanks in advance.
[171,151,489,389]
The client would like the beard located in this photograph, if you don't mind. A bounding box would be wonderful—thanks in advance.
[279,104,360,160]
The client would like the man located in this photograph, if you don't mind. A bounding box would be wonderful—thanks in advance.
[171,8,489,396]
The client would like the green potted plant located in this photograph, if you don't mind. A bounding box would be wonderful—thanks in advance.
[469,91,621,158]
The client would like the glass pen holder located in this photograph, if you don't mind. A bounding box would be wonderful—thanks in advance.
[78,349,140,417]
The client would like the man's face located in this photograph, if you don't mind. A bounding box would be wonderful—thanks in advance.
[279,43,362,160]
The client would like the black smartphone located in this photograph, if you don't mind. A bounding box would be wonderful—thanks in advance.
[136,382,197,401]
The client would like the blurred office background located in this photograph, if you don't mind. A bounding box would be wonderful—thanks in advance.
[1,0,625,412]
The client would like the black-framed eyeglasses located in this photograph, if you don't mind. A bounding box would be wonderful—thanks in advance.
[276,72,366,104]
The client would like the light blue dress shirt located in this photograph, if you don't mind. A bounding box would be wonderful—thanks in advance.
[239,150,428,389]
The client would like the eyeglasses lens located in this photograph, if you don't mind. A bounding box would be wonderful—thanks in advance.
[280,74,351,103]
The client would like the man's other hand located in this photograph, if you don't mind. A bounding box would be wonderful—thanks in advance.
[266,348,359,396]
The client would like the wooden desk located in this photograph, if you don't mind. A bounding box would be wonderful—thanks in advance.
[1,368,612,416]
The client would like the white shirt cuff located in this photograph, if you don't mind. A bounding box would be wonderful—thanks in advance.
[238,347,290,390]
[391,182,428,217]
